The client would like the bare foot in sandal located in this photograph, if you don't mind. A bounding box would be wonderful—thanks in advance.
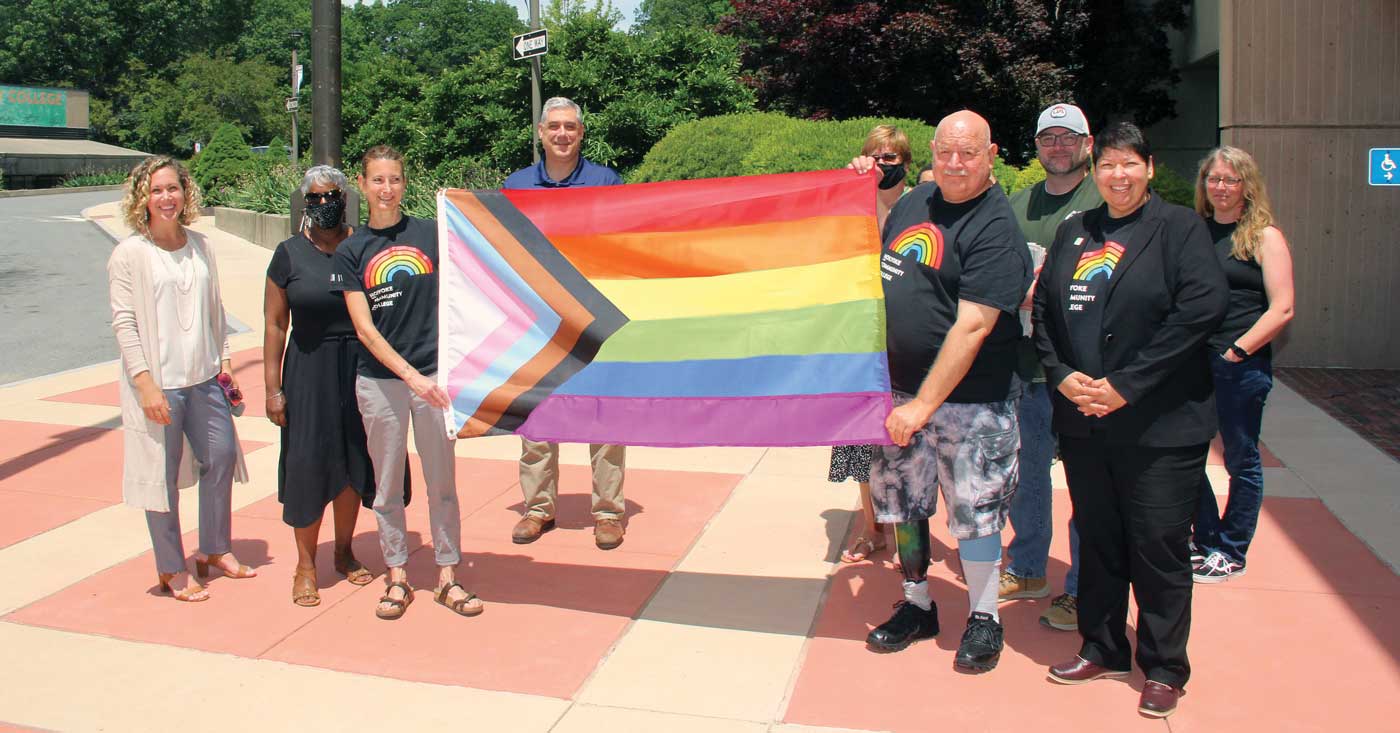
[376,567,414,619]
[841,535,888,563]
[158,571,210,602]
[435,567,484,617]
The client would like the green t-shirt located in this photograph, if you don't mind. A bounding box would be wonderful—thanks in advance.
[1008,175,1104,382]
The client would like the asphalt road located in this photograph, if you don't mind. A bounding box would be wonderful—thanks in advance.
[0,190,124,385]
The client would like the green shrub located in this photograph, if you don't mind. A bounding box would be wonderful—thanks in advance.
[192,123,256,204]
[1151,162,1195,208]
[741,116,936,186]
[61,168,129,187]
[628,112,797,182]
[1011,159,1047,194]
[220,162,304,216]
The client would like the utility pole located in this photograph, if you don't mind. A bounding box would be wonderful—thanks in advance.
[529,0,542,163]
[289,31,302,164]
[311,0,342,168]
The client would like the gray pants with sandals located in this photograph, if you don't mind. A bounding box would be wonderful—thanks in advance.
[355,374,461,568]
[146,378,237,574]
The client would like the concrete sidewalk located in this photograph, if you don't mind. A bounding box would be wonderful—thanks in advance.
[0,205,1394,732]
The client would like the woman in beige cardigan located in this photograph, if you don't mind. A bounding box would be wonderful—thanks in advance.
[107,157,252,602]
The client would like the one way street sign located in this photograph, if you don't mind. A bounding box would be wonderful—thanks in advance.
[513,29,548,60]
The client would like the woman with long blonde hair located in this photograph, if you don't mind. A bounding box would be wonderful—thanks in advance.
[107,156,253,602]
[1191,145,1295,583]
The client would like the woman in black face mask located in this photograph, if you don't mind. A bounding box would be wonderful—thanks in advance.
[831,124,914,565]
[264,165,402,606]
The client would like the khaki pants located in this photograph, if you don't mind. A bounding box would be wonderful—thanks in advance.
[519,439,625,520]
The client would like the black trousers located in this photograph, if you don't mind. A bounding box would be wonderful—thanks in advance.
[1061,436,1207,689]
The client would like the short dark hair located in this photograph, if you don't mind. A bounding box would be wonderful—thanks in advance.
[1093,121,1151,163]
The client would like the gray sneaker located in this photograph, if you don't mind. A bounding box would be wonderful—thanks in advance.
[1039,593,1077,631]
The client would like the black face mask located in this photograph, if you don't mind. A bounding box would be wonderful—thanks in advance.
[877,162,907,190]
[305,198,346,230]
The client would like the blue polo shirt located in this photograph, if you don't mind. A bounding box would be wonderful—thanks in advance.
[502,156,623,189]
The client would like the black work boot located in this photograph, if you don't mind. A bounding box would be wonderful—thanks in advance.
[866,600,939,652]
[954,611,1004,672]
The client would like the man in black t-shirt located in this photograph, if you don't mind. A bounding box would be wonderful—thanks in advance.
[857,111,1032,673]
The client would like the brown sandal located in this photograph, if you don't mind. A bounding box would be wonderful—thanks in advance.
[195,553,257,579]
[292,567,320,607]
[433,582,484,617]
[841,536,887,563]
[375,580,414,620]
[334,549,374,586]
[157,573,210,603]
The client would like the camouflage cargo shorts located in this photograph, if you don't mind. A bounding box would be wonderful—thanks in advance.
[869,392,1020,540]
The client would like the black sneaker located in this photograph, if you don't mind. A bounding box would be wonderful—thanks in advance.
[866,600,939,652]
[954,611,1004,672]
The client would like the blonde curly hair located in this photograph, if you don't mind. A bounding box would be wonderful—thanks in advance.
[122,156,203,235]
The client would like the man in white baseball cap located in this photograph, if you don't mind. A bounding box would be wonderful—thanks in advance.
[1000,102,1101,632]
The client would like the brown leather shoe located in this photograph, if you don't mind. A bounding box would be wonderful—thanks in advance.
[594,518,624,550]
[1047,656,1130,685]
[1138,680,1181,718]
[512,515,555,544]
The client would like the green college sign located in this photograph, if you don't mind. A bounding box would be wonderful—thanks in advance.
[0,85,67,127]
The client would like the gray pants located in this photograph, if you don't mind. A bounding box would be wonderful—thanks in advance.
[147,378,237,574]
[519,440,626,520]
[356,375,461,568]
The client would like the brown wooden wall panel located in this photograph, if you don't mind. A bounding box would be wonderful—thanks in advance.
[1226,0,1400,128]
[1221,0,1400,368]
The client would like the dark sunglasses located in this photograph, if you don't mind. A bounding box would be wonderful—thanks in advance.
[304,190,344,204]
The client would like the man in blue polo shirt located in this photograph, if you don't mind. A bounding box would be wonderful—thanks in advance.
[502,96,623,188]
[503,97,628,550]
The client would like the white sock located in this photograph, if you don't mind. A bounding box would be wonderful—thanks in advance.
[963,558,1000,621]
[902,579,932,611]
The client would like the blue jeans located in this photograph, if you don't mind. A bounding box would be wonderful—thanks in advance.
[1007,381,1080,595]
[1196,353,1272,564]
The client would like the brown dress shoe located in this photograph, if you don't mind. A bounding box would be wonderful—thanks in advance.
[1138,681,1181,718]
[594,518,624,550]
[1047,656,1130,685]
[512,515,555,544]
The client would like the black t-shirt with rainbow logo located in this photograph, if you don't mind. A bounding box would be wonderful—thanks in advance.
[331,214,440,379]
[878,182,1032,402]
[1061,208,1140,378]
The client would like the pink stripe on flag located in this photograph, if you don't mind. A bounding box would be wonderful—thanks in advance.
[517,393,894,447]
[444,232,541,391]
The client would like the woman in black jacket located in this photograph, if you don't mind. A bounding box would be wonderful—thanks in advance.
[1032,122,1227,718]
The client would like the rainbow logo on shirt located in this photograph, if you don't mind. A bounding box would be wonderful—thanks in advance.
[1073,241,1125,281]
[365,245,434,287]
[889,222,944,269]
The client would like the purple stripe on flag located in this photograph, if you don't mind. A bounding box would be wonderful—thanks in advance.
[517,393,894,447]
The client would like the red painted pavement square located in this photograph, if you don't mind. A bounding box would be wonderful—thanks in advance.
[7,460,742,700]
[0,489,111,550]
[0,421,124,503]
[783,495,1399,732]
[44,347,269,418]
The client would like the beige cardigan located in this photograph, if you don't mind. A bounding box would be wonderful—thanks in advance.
[107,229,249,512]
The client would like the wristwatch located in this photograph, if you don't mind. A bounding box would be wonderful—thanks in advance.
[1229,344,1250,360]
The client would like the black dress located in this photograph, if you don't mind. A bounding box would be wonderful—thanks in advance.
[268,233,409,528]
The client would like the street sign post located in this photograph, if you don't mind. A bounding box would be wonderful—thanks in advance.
[285,97,299,112]
[513,29,548,60]
[1368,148,1400,186]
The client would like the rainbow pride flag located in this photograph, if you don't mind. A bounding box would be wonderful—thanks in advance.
[437,169,892,447]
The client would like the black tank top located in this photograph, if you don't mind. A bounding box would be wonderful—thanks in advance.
[1206,219,1270,357]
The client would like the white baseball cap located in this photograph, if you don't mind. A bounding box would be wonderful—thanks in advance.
[1036,103,1089,136]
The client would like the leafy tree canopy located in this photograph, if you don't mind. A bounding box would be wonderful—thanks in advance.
[634,0,731,32]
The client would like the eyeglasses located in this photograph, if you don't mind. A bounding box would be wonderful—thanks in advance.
[1205,176,1243,187]
[1035,132,1085,148]
[870,153,902,163]
[304,190,343,204]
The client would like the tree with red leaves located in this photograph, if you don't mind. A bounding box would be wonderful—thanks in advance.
[719,0,1187,163]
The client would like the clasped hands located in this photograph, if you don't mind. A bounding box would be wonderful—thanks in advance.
[1058,372,1126,418]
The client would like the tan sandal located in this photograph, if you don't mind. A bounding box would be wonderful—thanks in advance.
[292,567,320,607]
[375,580,414,620]
[158,573,210,603]
[334,549,374,586]
[433,582,484,617]
[195,553,257,580]
[841,536,887,563]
